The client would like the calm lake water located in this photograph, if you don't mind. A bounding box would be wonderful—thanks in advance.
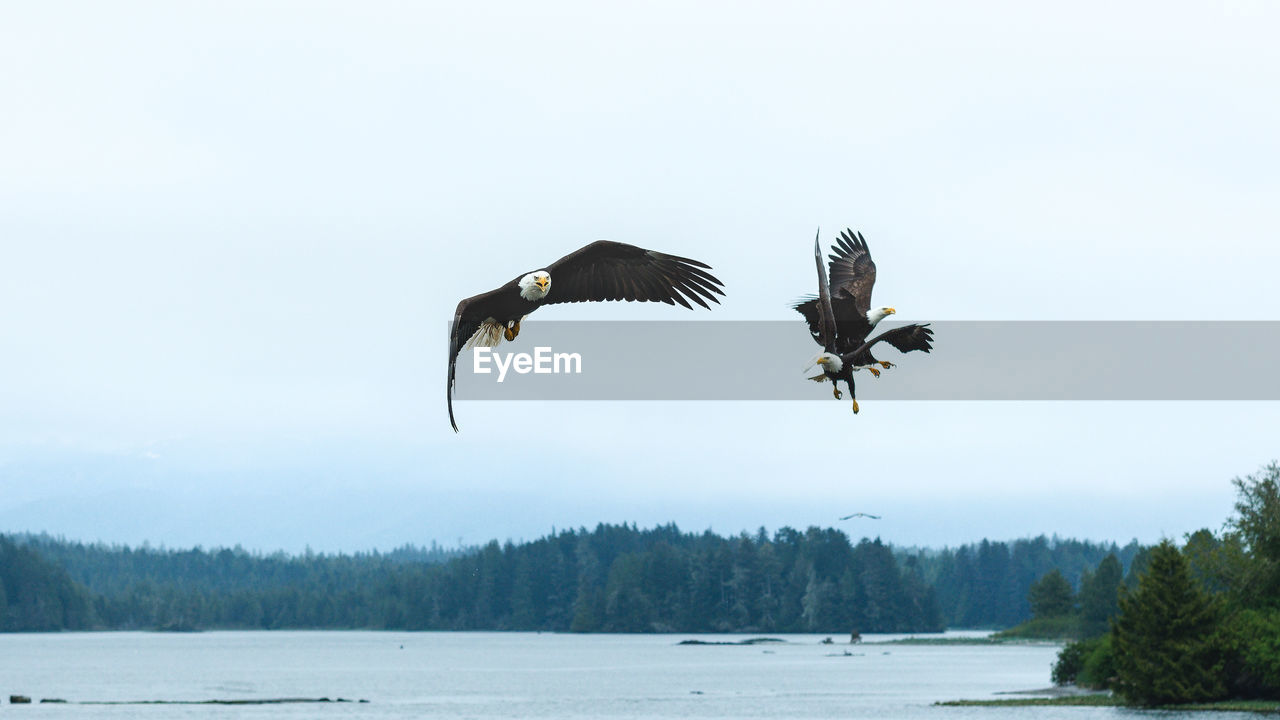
[0,631,1267,719]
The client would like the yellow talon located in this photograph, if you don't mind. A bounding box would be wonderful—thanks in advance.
[851,398,860,414]
[879,361,893,369]
[833,387,842,400]
[504,320,521,342]
[867,367,881,378]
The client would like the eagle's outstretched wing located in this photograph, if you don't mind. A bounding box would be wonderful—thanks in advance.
[839,512,882,520]
[813,229,837,353]
[447,287,509,432]
[541,241,724,308]
[828,228,876,315]
[849,324,934,367]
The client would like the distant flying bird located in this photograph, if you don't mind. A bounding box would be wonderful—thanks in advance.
[839,512,882,520]
[799,229,934,413]
[447,240,724,431]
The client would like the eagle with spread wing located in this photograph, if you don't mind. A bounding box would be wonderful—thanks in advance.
[447,240,724,431]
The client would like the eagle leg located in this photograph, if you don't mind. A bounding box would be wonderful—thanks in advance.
[504,319,521,342]
[879,361,894,369]
[850,397,860,414]
[832,384,842,400]
[867,367,881,378]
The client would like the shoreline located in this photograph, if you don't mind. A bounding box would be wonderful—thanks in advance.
[938,694,1280,713]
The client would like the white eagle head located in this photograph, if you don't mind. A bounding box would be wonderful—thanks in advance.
[519,271,551,301]
[814,352,844,372]
[806,352,844,379]
[867,306,896,326]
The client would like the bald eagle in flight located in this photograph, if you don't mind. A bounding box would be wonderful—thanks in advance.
[447,240,724,431]
[800,229,933,413]
[839,512,882,520]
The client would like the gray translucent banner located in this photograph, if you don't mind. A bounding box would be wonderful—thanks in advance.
[448,321,1280,401]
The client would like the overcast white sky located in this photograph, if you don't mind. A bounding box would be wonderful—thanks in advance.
[2,1,1278,552]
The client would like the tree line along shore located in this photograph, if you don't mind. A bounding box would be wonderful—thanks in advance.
[2,524,1134,634]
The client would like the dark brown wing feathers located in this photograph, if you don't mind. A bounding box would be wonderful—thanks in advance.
[878,323,934,354]
[447,289,504,433]
[828,228,877,316]
[813,228,837,353]
[541,241,723,309]
[848,323,933,366]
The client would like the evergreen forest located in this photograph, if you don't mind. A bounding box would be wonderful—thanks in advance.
[3,524,1130,634]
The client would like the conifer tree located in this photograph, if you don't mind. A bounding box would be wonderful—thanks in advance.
[1027,569,1074,619]
[1228,461,1280,605]
[1078,554,1123,637]
[1111,540,1225,705]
